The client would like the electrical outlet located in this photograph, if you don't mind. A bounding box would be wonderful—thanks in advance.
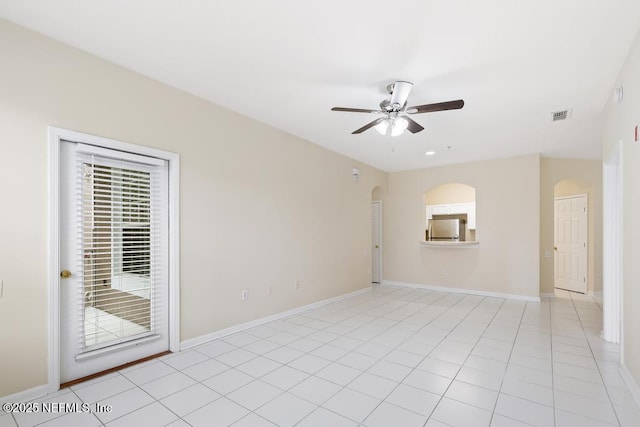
[295,280,300,290]
[241,290,248,301]
[544,250,551,258]
[444,269,449,276]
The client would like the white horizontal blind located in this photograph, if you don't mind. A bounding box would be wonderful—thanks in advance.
[74,148,167,354]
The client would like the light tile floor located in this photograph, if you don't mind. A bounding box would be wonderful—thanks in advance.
[3,286,640,426]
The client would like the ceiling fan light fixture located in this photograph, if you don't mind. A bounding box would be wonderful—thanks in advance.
[375,120,389,135]
[391,117,408,136]
[375,117,409,136]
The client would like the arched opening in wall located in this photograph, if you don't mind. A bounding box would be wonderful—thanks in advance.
[371,187,384,284]
[552,179,591,295]
[424,183,476,242]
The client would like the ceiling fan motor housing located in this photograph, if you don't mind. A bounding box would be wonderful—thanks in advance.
[379,81,413,112]
[379,99,405,112]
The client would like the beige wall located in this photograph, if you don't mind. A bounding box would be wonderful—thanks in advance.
[383,154,540,298]
[0,20,387,397]
[603,28,640,390]
[423,183,476,205]
[539,158,603,295]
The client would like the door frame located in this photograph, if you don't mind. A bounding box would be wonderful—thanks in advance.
[371,200,382,284]
[48,127,180,392]
[553,193,588,293]
[603,141,623,346]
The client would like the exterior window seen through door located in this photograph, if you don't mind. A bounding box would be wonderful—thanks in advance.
[82,162,153,349]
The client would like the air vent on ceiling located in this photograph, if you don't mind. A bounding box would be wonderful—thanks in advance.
[551,110,571,121]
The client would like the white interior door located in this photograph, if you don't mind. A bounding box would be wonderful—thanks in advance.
[60,141,169,382]
[371,201,382,283]
[554,194,588,293]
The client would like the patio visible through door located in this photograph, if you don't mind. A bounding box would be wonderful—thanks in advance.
[59,140,170,382]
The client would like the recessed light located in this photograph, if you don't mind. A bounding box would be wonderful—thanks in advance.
[425,151,436,156]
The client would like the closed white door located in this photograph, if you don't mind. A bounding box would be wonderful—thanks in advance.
[371,201,382,283]
[554,194,588,293]
[60,141,169,382]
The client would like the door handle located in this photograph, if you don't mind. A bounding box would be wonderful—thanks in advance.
[554,247,557,251]
[375,245,379,248]
[60,270,72,279]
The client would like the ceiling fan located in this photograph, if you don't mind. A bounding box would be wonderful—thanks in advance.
[331,81,464,136]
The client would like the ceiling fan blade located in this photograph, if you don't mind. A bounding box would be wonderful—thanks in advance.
[404,116,425,134]
[389,81,413,110]
[406,99,465,114]
[331,107,382,114]
[352,117,386,134]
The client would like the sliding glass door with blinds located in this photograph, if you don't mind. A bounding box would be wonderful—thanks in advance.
[60,141,169,382]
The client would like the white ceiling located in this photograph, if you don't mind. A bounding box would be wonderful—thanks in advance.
[1,1,639,172]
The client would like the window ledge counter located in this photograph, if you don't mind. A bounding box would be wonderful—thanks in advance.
[419,241,479,248]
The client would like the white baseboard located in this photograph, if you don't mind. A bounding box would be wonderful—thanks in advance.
[0,384,55,404]
[540,291,602,299]
[382,280,541,303]
[181,287,371,351]
[620,363,640,408]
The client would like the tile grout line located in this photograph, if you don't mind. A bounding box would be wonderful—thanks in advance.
[567,290,622,426]
[359,293,491,424]
[417,296,507,424]
[66,365,203,426]
[171,287,448,425]
[282,288,452,425]
[291,290,473,425]
[488,299,529,426]
[300,291,496,424]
